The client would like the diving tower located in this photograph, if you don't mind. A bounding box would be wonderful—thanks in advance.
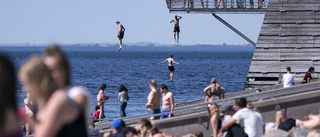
[165,0,320,90]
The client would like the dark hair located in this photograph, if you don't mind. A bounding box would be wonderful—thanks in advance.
[0,54,16,129]
[160,84,168,90]
[308,67,315,72]
[97,84,106,95]
[118,85,128,92]
[95,105,100,111]
[138,118,152,128]
[175,15,177,19]
[194,132,204,137]
[116,21,120,23]
[170,54,173,58]
[256,89,262,92]
[287,67,291,71]
[235,98,247,108]
[150,126,161,135]
[120,119,126,128]
[43,44,71,86]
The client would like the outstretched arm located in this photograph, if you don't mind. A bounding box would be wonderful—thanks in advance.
[170,19,174,23]
[159,59,168,64]
[172,60,179,64]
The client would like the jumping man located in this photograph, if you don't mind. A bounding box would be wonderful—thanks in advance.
[159,54,179,82]
[170,15,182,44]
[116,21,125,52]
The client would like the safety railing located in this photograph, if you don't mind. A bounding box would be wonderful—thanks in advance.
[95,81,320,130]
[166,0,270,13]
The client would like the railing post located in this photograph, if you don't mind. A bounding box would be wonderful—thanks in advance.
[119,101,121,118]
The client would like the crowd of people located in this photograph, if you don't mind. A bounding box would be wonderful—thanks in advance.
[0,43,319,137]
[181,0,266,9]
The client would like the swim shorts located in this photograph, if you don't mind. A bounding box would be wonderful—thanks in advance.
[161,110,174,119]
[173,26,180,32]
[278,118,296,131]
[118,31,124,39]
[168,66,175,72]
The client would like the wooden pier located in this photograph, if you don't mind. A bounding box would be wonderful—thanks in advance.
[166,0,320,90]
[244,0,320,90]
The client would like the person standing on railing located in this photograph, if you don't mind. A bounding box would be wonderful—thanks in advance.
[145,80,161,120]
[204,77,226,102]
[282,67,295,88]
[159,84,174,119]
[170,15,182,44]
[97,84,109,120]
[118,85,129,117]
[217,0,225,8]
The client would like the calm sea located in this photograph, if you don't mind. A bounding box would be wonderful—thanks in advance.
[1,46,254,119]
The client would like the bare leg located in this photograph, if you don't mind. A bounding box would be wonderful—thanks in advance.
[99,103,104,122]
[118,39,122,52]
[177,32,179,43]
[263,1,265,8]
[222,0,225,8]
[174,32,177,43]
[200,0,204,8]
[183,0,186,8]
[231,0,234,8]
[214,0,218,8]
[170,71,174,82]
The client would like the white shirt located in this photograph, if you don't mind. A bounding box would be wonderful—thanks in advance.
[282,74,294,88]
[232,108,264,137]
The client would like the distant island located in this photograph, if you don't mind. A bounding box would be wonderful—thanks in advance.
[0,42,253,48]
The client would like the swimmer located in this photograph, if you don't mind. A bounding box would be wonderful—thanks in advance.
[116,21,125,52]
[159,54,179,82]
[170,15,182,44]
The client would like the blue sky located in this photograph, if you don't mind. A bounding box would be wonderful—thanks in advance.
[0,0,264,45]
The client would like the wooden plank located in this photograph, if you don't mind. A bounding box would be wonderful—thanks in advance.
[256,43,320,48]
[253,48,320,53]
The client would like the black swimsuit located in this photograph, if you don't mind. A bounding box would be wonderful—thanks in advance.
[56,99,88,137]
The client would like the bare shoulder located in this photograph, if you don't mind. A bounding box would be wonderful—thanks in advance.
[168,92,173,96]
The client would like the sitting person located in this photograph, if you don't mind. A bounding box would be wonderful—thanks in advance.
[271,110,320,132]
[93,105,106,120]
[207,103,221,137]
[19,56,88,137]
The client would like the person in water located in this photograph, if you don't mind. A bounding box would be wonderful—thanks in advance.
[159,54,179,82]
[170,15,182,44]
[116,21,125,52]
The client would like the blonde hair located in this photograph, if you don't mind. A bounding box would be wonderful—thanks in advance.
[247,101,260,113]
[150,79,157,88]
[211,77,217,84]
[19,56,56,100]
